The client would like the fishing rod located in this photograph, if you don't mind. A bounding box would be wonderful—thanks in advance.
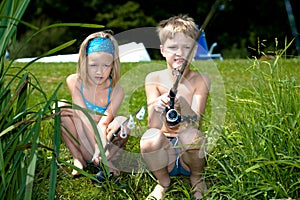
[92,106,146,183]
[165,0,222,126]
[103,0,223,152]
[104,105,146,152]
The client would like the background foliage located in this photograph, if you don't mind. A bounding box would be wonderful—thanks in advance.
[10,0,300,59]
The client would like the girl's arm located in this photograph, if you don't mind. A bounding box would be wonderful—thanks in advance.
[98,84,125,137]
[94,85,125,161]
[67,74,97,158]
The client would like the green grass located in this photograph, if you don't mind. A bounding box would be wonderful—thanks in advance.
[8,58,300,199]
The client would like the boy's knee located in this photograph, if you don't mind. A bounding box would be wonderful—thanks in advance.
[141,128,161,141]
[140,128,164,152]
[179,130,207,158]
[180,129,205,144]
[184,140,207,159]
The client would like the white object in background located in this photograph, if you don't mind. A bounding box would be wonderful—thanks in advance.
[119,42,151,62]
[15,42,151,63]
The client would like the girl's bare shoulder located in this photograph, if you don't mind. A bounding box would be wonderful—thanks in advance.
[113,84,124,95]
[66,74,78,84]
[66,74,81,91]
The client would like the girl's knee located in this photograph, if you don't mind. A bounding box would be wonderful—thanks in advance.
[52,99,71,115]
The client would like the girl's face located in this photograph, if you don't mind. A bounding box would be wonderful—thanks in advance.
[160,32,196,70]
[87,52,113,86]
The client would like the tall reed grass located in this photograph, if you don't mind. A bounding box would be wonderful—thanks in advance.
[0,1,104,199]
[205,57,300,199]
[9,59,297,199]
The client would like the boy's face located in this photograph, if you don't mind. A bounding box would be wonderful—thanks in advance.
[160,32,196,70]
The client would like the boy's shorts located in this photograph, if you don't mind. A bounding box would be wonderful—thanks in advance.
[168,137,190,176]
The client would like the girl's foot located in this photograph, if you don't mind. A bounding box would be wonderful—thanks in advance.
[71,170,80,176]
[72,159,84,176]
[146,184,169,200]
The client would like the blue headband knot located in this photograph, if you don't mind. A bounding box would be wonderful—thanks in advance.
[86,37,114,55]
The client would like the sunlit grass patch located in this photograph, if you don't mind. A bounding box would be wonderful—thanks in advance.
[2,57,300,199]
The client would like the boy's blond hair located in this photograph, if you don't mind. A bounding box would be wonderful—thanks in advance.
[77,31,121,87]
[157,14,199,45]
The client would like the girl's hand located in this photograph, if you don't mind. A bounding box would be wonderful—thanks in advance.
[92,151,100,166]
[106,116,127,139]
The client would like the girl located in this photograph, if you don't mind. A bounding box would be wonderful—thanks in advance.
[59,31,126,178]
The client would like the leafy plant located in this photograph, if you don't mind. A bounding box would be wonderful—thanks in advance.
[0,1,105,199]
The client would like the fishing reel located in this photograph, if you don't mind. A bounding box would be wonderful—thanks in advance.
[165,90,182,126]
[164,90,197,126]
[165,108,181,126]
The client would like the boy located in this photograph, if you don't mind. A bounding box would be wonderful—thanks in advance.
[140,15,210,199]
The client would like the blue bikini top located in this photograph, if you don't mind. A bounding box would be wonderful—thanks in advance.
[80,79,112,114]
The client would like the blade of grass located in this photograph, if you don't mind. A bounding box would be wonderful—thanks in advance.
[24,116,41,200]
[48,99,61,200]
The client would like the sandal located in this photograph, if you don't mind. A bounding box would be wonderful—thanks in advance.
[91,166,124,187]
[92,166,113,183]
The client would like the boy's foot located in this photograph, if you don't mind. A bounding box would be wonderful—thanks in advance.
[191,179,207,200]
[146,184,169,200]
[71,170,80,176]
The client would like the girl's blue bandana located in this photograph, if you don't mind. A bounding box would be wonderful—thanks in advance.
[86,37,114,56]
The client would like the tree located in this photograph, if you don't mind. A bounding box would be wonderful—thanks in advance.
[16,0,299,58]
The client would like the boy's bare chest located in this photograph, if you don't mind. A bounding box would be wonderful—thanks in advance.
[157,80,195,102]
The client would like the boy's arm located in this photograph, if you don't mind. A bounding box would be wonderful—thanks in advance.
[191,74,211,118]
[145,73,164,129]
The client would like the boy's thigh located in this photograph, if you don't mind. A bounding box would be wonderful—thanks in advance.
[178,128,205,146]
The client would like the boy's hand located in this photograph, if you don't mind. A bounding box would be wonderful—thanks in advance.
[154,93,180,113]
[154,93,168,112]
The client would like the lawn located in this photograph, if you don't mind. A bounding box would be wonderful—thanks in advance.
[6,58,300,199]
